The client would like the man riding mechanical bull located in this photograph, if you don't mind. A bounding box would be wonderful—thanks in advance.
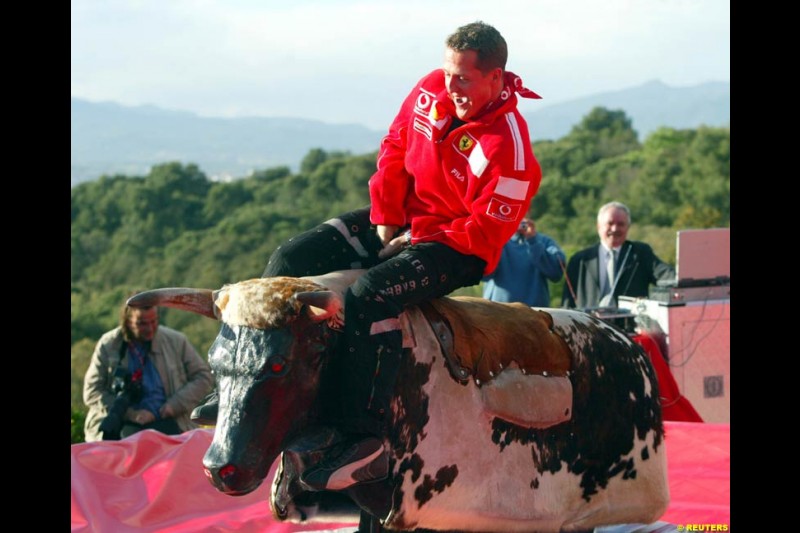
[130,22,670,529]
[191,20,544,492]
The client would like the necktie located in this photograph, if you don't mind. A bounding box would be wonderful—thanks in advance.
[607,249,616,290]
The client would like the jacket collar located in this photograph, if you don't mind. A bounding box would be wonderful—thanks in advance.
[599,240,630,255]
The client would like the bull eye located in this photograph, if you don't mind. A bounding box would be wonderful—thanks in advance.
[267,356,288,376]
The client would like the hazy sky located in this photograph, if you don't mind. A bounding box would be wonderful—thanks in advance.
[71,0,730,131]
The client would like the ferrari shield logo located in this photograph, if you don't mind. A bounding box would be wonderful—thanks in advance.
[458,135,474,152]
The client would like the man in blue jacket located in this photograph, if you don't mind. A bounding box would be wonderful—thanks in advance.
[483,218,566,307]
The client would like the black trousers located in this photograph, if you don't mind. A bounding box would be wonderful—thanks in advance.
[263,207,486,435]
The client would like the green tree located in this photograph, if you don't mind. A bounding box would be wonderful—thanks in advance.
[300,148,329,174]
[203,180,254,225]
[252,166,291,182]
[562,107,641,170]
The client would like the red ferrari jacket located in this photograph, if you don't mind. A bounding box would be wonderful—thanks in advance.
[369,69,542,274]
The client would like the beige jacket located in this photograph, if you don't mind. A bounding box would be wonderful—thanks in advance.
[82,325,214,442]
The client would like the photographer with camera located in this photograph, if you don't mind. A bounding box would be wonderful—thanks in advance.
[82,295,214,442]
[482,216,566,307]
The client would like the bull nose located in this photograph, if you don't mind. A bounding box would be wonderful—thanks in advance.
[219,463,237,480]
[203,463,236,482]
[203,461,261,496]
[203,462,237,485]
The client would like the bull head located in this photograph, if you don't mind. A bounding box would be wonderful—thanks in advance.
[128,278,346,496]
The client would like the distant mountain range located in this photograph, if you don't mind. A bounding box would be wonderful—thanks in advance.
[71,79,729,186]
[523,79,730,142]
[70,99,382,186]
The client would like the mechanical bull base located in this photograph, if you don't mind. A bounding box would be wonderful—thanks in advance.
[129,271,669,533]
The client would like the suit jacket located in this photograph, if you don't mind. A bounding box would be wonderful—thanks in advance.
[561,240,675,309]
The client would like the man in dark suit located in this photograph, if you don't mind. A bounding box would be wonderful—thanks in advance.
[562,201,675,309]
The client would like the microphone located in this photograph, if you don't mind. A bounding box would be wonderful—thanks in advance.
[558,257,578,307]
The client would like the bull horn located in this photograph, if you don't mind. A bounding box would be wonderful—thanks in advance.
[294,291,342,322]
[127,288,218,320]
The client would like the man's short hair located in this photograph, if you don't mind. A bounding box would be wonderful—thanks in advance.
[597,201,632,225]
[445,21,507,73]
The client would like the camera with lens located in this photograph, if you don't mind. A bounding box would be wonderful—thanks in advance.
[99,367,144,439]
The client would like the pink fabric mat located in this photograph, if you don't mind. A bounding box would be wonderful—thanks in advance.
[71,422,730,532]
[660,422,731,526]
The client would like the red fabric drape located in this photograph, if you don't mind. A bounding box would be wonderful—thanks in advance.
[632,333,704,423]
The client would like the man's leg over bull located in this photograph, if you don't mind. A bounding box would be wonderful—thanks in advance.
[300,244,485,491]
[191,214,486,493]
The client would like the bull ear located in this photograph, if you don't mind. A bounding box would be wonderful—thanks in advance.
[126,288,219,320]
[295,291,343,323]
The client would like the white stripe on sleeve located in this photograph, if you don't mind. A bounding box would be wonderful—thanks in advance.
[504,113,525,171]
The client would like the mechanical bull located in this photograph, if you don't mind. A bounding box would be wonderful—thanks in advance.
[128,269,669,532]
